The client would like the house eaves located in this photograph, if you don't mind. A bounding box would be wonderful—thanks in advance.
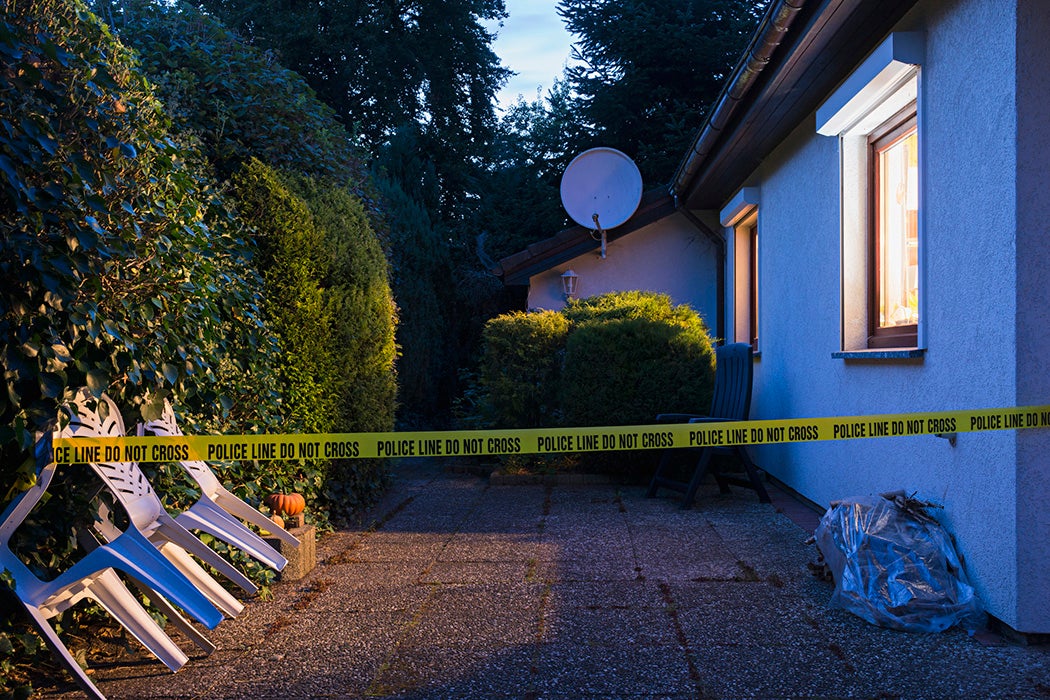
[496,188,676,287]
[671,0,920,210]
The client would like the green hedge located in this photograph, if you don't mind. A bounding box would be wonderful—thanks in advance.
[560,293,716,427]
[287,173,397,517]
[468,292,716,476]
[477,311,570,428]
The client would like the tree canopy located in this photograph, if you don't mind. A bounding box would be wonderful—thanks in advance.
[477,0,767,261]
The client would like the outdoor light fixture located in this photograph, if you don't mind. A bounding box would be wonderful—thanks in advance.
[561,269,579,300]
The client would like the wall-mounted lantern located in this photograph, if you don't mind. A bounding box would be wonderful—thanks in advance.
[561,269,579,300]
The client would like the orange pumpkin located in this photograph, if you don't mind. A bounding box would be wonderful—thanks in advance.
[265,492,305,517]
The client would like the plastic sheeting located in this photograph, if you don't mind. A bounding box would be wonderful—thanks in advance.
[815,491,984,633]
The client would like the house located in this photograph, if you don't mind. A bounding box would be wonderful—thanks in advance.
[503,0,1050,636]
[495,189,726,339]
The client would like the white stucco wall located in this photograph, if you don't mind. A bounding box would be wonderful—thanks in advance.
[725,0,1046,630]
[527,211,719,328]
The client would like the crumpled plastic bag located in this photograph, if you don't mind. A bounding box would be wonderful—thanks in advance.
[814,490,984,633]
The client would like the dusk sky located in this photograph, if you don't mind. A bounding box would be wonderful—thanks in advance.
[487,0,577,111]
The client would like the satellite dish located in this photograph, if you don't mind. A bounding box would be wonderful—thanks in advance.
[560,147,643,239]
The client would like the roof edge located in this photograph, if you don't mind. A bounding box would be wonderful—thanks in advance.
[669,0,809,201]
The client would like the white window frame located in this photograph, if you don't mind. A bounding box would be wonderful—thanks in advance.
[817,32,926,353]
[721,187,760,351]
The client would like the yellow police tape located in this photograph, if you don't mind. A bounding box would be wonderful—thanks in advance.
[50,404,1050,464]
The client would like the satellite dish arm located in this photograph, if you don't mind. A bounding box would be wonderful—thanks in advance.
[591,214,607,259]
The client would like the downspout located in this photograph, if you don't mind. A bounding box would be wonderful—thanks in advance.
[676,201,726,344]
[668,0,807,346]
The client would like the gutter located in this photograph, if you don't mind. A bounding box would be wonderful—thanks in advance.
[669,0,807,201]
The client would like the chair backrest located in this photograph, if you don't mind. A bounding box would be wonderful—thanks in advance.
[140,400,222,496]
[57,390,164,528]
[708,342,754,421]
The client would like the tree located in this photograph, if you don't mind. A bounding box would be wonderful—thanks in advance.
[194,0,509,213]
[95,0,371,189]
[557,0,768,184]
[195,0,513,423]
[99,0,399,507]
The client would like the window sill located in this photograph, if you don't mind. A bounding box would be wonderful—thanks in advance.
[833,348,924,360]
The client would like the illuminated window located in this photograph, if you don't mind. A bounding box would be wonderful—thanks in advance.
[817,32,924,353]
[721,188,759,351]
[869,108,918,347]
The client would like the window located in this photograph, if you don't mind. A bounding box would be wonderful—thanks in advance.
[744,215,759,348]
[721,188,760,350]
[869,107,918,347]
[817,32,924,353]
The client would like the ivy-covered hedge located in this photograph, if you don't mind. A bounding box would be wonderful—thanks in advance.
[0,1,281,693]
[0,0,276,476]
[466,292,716,475]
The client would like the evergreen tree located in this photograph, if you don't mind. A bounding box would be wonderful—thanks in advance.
[558,0,768,184]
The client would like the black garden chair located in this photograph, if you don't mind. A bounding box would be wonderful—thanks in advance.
[646,342,771,508]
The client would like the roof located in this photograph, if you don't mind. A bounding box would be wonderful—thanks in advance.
[671,0,920,209]
[496,188,676,286]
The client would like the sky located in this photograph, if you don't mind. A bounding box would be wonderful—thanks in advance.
[486,0,577,111]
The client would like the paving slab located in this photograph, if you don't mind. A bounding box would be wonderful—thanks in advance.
[28,457,1050,699]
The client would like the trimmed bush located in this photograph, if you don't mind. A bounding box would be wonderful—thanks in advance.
[466,292,715,476]
[560,315,715,427]
[476,311,570,428]
[230,159,335,495]
[469,293,716,432]
[287,174,397,517]
[560,292,715,427]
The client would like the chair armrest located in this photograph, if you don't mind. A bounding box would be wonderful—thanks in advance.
[686,416,741,424]
[655,413,706,423]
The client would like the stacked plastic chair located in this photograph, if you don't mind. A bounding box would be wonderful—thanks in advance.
[138,399,299,566]
[0,434,223,700]
[0,389,298,699]
[57,390,257,619]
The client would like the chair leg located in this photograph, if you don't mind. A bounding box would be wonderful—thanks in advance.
[735,446,771,503]
[681,449,715,510]
[646,449,677,498]
[23,605,108,700]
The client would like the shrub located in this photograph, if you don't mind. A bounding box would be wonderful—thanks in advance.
[286,174,397,518]
[562,290,700,326]
[560,316,715,427]
[229,159,335,496]
[476,311,570,428]
[466,292,715,476]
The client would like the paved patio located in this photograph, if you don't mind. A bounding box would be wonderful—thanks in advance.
[34,459,1050,699]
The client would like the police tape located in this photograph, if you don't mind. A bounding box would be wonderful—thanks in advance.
[49,404,1050,464]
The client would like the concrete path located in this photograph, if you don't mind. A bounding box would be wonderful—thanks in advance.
[36,459,1050,699]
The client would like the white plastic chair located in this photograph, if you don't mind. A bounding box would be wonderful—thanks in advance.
[139,399,299,569]
[0,434,223,700]
[58,390,254,619]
